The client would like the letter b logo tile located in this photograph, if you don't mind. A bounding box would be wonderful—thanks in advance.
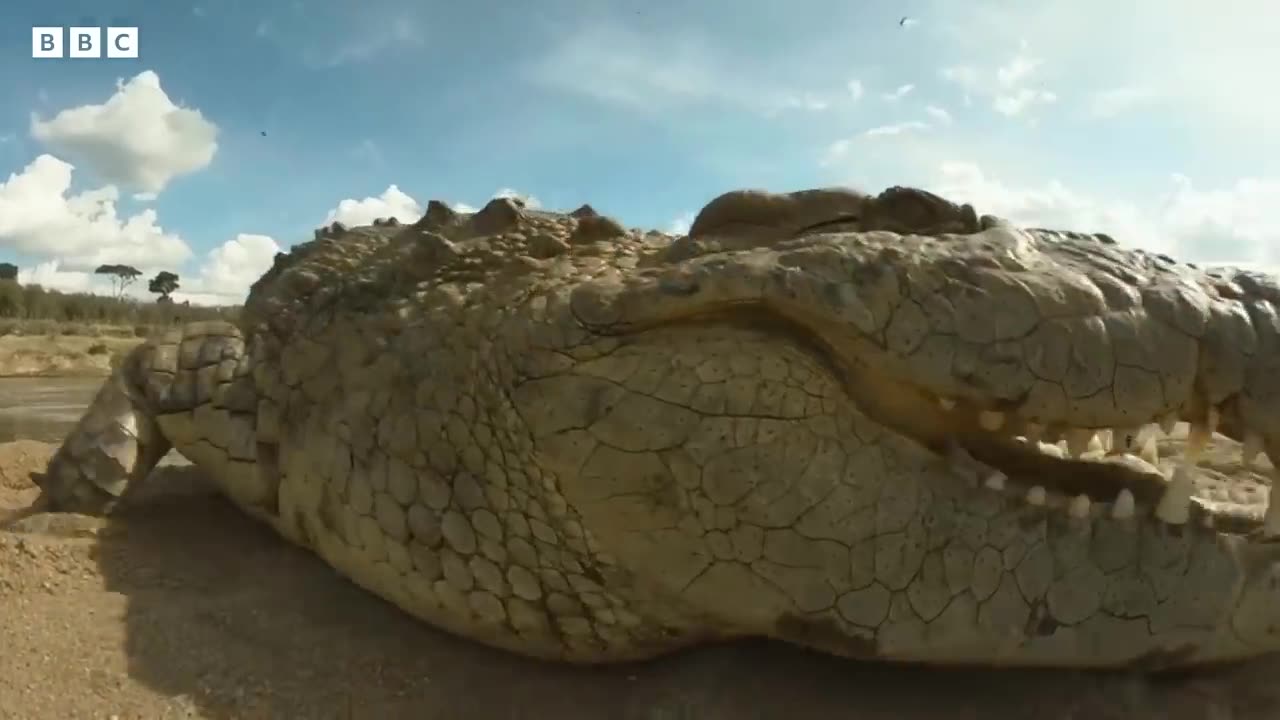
[31,27,63,58]
[69,27,101,58]
[107,27,138,58]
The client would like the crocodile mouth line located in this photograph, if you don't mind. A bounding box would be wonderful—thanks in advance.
[618,305,1275,538]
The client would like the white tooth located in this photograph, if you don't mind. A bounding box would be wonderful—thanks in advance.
[1139,436,1159,466]
[1155,464,1195,525]
[1158,412,1179,436]
[1022,422,1045,442]
[1243,432,1264,468]
[978,410,1006,431]
[1026,485,1047,505]
[1111,488,1136,519]
[1264,478,1280,538]
[1065,429,1095,457]
[984,471,1007,490]
[1110,426,1143,453]
[939,397,957,411]
[1038,441,1065,459]
[1087,433,1106,454]
[1068,493,1091,519]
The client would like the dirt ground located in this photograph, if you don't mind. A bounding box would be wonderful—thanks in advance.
[1,440,1279,719]
[0,333,140,378]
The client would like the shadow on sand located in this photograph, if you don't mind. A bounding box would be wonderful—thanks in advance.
[20,464,1277,719]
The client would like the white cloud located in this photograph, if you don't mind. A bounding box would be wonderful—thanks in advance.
[925,105,953,124]
[846,80,864,101]
[931,0,1280,140]
[29,71,218,195]
[0,154,191,272]
[322,185,543,229]
[882,84,915,101]
[15,260,100,294]
[668,211,695,236]
[863,121,930,138]
[492,188,542,209]
[941,41,1057,118]
[323,184,423,227]
[929,162,1280,271]
[178,233,282,304]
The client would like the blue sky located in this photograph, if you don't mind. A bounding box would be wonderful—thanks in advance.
[1,0,1277,303]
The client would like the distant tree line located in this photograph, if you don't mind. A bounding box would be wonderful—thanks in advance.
[0,264,239,330]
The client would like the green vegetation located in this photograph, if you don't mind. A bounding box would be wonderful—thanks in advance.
[149,270,181,303]
[0,277,239,338]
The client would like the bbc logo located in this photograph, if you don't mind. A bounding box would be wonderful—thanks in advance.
[31,26,139,59]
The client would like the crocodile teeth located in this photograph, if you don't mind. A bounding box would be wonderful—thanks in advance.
[984,471,1007,491]
[1110,425,1144,453]
[1038,441,1065,459]
[1065,429,1095,457]
[1026,485,1047,505]
[978,410,1005,431]
[1111,488,1136,519]
[1155,464,1195,525]
[1067,494,1091,519]
[1264,475,1280,537]
[1242,432,1264,469]
[1139,436,1159,466]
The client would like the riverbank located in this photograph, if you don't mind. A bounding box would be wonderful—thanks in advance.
[0,326,143,378]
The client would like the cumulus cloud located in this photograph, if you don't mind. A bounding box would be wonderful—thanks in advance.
[15,261,101,294]
[323,184,424,227]
[29,71,218,195]
[492,188,542,209]
[176,233,283,304]
[0,154,192,271]
[322,185,544,228]
[929,163,1280,271]
[668,211,695,236]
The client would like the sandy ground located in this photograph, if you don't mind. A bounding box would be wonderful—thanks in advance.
[2,434,1280,717]
[0,333,141,378]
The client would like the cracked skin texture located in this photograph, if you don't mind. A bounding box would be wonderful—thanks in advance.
[31,185,1280,670]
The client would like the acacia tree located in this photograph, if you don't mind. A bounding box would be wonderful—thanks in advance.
[94,264,142,299]
[148,271,180,303]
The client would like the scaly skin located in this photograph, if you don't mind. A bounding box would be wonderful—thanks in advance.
[33,186,1280,669]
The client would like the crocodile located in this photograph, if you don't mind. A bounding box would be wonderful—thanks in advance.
[26,184,1280,670]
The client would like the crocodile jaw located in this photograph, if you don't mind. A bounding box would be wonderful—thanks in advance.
[559,214,1280,667]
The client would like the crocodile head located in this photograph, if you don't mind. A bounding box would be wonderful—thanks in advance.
[32,185,1280,670]
[555,186,1280,667]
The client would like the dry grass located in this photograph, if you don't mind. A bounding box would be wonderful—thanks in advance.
[0,323,147,378]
